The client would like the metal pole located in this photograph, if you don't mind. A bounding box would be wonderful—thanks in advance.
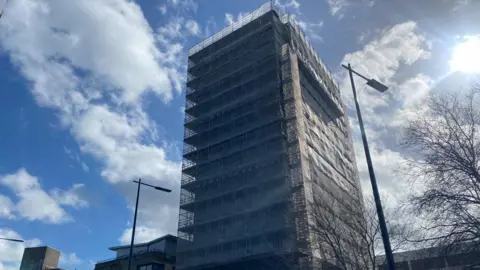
[128,178,141,270]
[347,63,395,269]
[0,237,23,242]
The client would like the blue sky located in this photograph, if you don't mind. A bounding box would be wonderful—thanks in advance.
[0,0,479,269]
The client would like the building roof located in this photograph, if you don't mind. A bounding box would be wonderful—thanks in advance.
[108,234,176,251]
[24,246,61,252]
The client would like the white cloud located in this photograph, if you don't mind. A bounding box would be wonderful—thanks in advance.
[119,226,160,245]
[224,13,234,25]
[118,177,180,245]
[1,168,40,193]
[296,19,324,42]
[0,0,183,183]
[64,147,90,172]
[224,12,249,26]
[59,252,82,266]
[80,162,90,172]
[50,184,88,209]
[389,74,432,127]
[0,195,15,219]
[0,168,88,223]
[342,21,430,81]
[353,141,408,203]
[16,190,70,224]
[185,20,201,36]
[71,105,180,184]
[0,228,41,270]
[0,0,187,241]
[338,21,432,205]
[157,17,186,40]
[204,17,218,38]
[326,0,349,18]
[0,0,178,105]
[0,169,65,223]
[158,5,167,15]
[167,0,198,13]
[275,0,301,14]
[340,21,431,119]
[453,0,472,12]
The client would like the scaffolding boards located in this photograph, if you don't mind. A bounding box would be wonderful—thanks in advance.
[175,3,345,269]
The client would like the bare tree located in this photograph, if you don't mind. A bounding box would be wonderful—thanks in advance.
[309,191,411,270]
[400,85,480,253]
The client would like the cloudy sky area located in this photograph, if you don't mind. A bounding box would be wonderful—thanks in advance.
[0,0,479,269]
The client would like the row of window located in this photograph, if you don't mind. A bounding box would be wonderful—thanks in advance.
[184,138,284,176]
[182,154,286,192]
[307,142,358,196]
[301,83,352,161]
[184,177,287,215]
[189,41,276,90]
[188,69,278,116]
[192,202,288,235]
[306,127,355,184]
[300,71,344,130]
[185,121,282,162]
[178,230,289,263]
[187,88,279,130]
[303,98,353,167]
[311,181,365,245]
[299,68,347,130]
[189,30,275,81]
[291,31,339,103]
[189,159,286,199]
[189,54,277,93]
[302,95,349,151]
[137,264,167,270]
[185,104,281,148]
[310,163,360,209]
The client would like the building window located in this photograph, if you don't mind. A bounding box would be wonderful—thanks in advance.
[137,264,165,270]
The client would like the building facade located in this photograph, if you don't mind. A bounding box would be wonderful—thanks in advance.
[377,245,480,270]
[178,3,363,270]
[20,246,61,270]
[94,234,177,270]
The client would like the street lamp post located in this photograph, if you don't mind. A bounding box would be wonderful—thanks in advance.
[342,63,395,270]
[127,178,172,270]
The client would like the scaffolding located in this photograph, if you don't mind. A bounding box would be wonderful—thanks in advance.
[187,2,340,103]
[176,2,348,270]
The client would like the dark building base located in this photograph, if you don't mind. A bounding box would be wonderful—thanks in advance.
[183,253,310,270]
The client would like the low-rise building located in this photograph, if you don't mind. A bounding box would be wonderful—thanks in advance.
[95,234,177,270]
[20,246,61,270]
[377,244,480,270]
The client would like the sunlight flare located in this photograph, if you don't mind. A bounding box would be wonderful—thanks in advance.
[450,36,480,73]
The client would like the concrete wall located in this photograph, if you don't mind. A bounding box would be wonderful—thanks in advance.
[44,247,61,269]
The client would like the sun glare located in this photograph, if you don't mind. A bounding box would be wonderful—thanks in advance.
[450,36,480,73]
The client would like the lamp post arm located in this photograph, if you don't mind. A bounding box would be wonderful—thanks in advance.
[133,180,171,193]
[0,237,23,243]
[342,64,370,81]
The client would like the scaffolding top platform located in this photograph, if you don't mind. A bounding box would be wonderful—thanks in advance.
[187,1,339,90]
[188,2,274,57]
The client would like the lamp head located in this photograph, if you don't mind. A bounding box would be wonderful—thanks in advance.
[155,187,172,193]
[367,79,388,92]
